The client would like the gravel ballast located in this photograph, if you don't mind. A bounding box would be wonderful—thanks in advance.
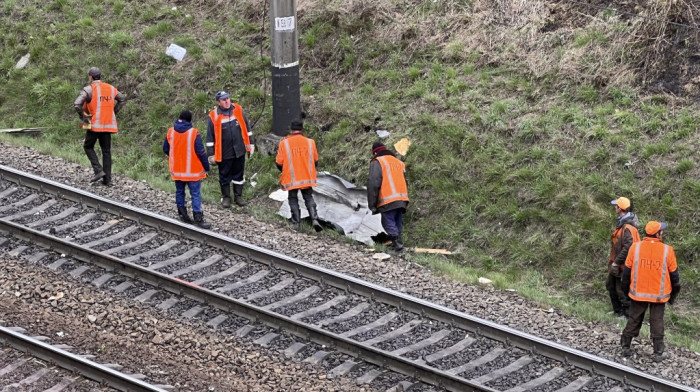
[1,141,699,389]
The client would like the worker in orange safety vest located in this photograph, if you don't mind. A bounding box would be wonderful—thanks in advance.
[74,67,127,187]
[206,91,254,208]
[367,142,409,252]
[275,120,321,231]
[607,196,640,318]
[163,110,211,229]
[620,221,681,362]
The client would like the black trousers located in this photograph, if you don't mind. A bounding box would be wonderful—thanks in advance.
[217,155,245,185]
[83,130,112,183]
[606,273,629,315]
[622,300,666,339]
[288,187,315,210]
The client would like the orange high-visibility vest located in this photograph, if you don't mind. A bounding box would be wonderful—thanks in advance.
[208,104,251,162]
[609,223,640,264]
[276,133,318,191]
[376,155,409,208]
[625,237,678,303]
[83,81,119,133]
[167,127,206,182]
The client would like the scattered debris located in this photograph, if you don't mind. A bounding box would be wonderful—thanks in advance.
[0,128,44,134]
[412,247,452,255]
[375,130,390,138]
[165,43,186,61]
[372,253,391,260]
[537,308,555,313]
[270,172,383,244]
[48,292,64,300]
[394,137,411,156]
[478,277,493,285]
[15,53,30,69]
[87,315,97,323]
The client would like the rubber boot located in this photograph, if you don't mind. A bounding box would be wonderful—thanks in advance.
[652,338,667,362]
[305,199,322,232]
[192,212,212,229]
[390,236,405,253]
[220,183,231,208]
[233,184,247,207]
[177,206,192,224]
[396,234,405,250]
[289,202,301,231]
[620,336,633,357]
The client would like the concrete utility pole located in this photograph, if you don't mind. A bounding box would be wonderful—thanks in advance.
[270,0,300,136]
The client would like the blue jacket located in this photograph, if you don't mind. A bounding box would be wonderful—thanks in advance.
[163,119,210,172]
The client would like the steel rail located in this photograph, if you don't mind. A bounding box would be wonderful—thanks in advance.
[0,325,169,392]
[2,164,698,392]
[0,218,495,392]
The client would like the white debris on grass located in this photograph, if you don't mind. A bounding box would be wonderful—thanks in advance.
[15,53,30,69]
[165,43,186,61]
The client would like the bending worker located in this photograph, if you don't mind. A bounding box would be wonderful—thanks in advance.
[607,197,640,317]
[275,120,321,231]
[367,142,409,252]
[620,221,681,362]
[206,91,254,207]
[74,67,127,187]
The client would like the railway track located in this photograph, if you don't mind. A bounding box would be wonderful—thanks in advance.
[0,164,697,392]
[0,323,171,391]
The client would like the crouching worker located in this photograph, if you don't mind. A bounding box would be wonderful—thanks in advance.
[275,120,321,231]
[163,110,212,229]
[367,142,409,252]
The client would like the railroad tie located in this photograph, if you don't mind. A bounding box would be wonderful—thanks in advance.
[235,325,256,337]
[191,260,245,286]
[102,232,158,255]
[470,355,533,385]
[245,278,296,301]
[26,206,77,228]
[316,302,371,327]
[262,285,321,311]
[386,380,414,392]
[8,245,28,257]
[169,254,222,277]
[123,239,180,263]
[0,193,38,213]
[328,360,358,379]
[289,295,347,321]
[134,289,159,303]
[42,376,76,392]
[283,342,306,358]
[25,252,49,263]
[0,359,28,376]
[446,347,506,376]
[81,225,139,248]
[182,306,204,319]
[91,273,113,288]
[148,247,201,271]
[552,376,592,392]
[2,199,56,221]
[504,366,566,392]
[303,351,330,365]
[48,257,68,270]
[0,187,18,199]
[390,329,451,356]
[112,281,134,293]
[254,332,279,347]
[356,369,383,385]
[361,319,421,346]
[74,219,124,240]
[69,265,90,279]
[206,315,228,329]
[422,335,475,364]
[339,312,398,338]
[45,213,96,235]
[157,297,179,310]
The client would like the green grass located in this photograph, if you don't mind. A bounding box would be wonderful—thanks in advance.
[1,0,700,348]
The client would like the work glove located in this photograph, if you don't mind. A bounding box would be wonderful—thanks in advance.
[608,263,621,278]
[248,145,255,158]
[669,284,681,305]
[208,156,216,166]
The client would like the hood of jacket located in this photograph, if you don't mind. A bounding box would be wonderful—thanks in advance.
[617,212,639,229]
[173,119,193,133]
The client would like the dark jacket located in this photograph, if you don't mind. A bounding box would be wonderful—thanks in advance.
[163,119,210,172]
[205,105,253,160]
[611,212,639,266]
[367,149,409,214]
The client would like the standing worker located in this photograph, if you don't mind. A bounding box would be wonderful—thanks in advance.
[275,120,321,231]
[607,197,640,317]
[206,91,254,208]
[163,110,211,229]
[620,221,681,362]
[74,67,127,187]
[367,142,409,252]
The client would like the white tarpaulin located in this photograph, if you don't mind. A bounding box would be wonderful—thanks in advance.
[270,172,384,245]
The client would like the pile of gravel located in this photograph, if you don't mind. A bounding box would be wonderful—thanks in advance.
[1,141,698,388]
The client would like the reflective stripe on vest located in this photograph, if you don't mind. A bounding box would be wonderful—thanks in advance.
[376,155,409,207]
[86,81,118,133]
[280,137,316,190]
[629,243,670,302]
[208,103,251,162]
[167,127,206,181]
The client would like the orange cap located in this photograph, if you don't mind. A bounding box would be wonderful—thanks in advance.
[611,197,631,210]
[645,221,667,235]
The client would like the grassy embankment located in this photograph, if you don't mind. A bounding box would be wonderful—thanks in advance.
[1,0,699,349]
